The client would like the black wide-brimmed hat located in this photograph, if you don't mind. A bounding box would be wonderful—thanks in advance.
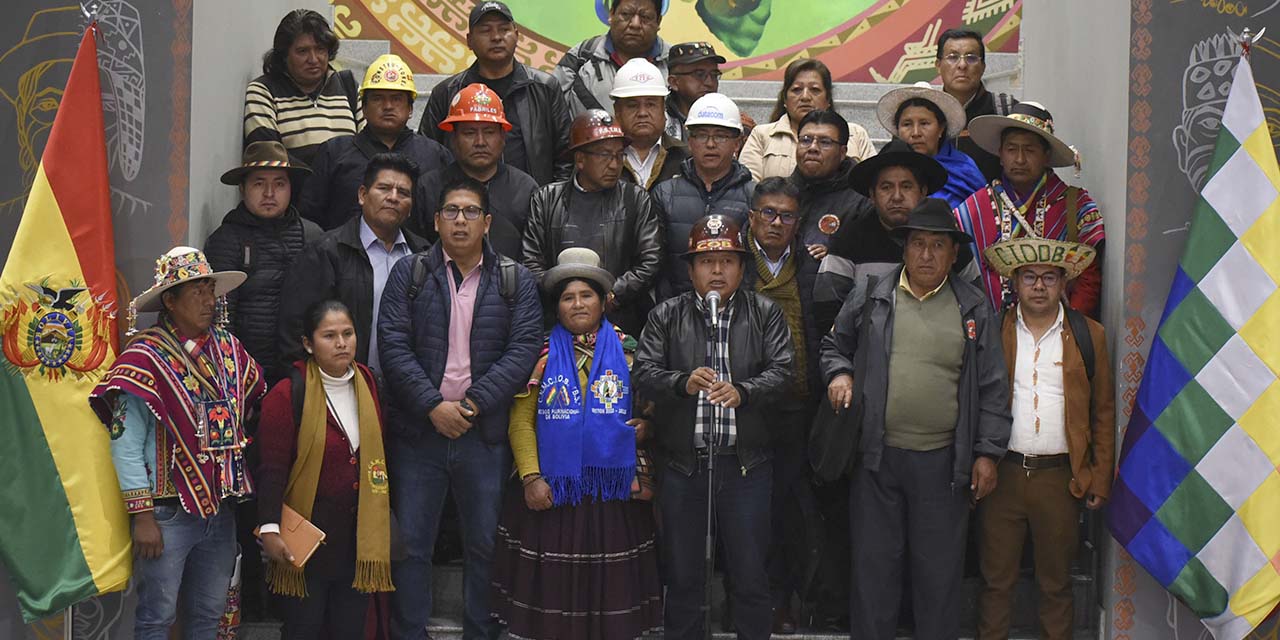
[889,197,974,245]
[849,139,950,197]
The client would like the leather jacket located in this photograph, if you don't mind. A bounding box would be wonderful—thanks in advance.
[522,177,664,334]
[635,290,794,474]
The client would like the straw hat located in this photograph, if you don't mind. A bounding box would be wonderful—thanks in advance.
[876,81,967,139]
[132,247,246,313]
[982,237,1096,281]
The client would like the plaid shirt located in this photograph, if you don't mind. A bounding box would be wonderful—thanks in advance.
[694,292,737,449]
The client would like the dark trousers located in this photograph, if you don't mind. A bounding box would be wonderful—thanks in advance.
[977,459,1080,640]
[850,446,968,640]
[767,406,818,608]
[389,429,510,640]
[660,453,772,640]
[279,570,370,639]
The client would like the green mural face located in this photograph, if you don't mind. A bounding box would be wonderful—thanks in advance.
[503,0,874,58]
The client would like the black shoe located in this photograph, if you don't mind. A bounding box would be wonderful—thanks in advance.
[773,605,797,635]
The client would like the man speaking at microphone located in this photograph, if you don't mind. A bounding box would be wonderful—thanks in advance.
[636,214,794,640]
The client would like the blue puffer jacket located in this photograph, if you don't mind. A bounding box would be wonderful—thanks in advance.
[377,239,543,444]
[651,158,755,301]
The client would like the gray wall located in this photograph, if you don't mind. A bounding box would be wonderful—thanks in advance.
[188,0,328,247]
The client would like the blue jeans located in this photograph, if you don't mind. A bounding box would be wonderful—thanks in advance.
[133,501,237,640]
[389,428,510,640]
[659,453,772,640]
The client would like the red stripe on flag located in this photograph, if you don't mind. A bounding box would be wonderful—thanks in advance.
[40,25,117,336]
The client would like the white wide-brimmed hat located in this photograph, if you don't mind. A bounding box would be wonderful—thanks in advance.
[132,246,246,313]
[875,81,967,139]
[967,101,1077,167]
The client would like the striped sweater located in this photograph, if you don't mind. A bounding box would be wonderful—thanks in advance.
[243,67,363,167]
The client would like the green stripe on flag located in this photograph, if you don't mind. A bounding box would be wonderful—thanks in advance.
[1169,557,1229,618]
[1180,200,1238,282]
[0,369,100,619]
[1203,126,1242,187]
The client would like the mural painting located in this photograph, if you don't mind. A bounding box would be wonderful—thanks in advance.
[329,0,1021,83]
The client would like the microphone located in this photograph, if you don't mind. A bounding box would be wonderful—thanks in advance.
[706,290,721,329]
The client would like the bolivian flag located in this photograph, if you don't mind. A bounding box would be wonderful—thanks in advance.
[0,24,131,621]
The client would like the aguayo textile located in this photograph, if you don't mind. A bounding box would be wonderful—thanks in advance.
[1108,53,1280,640]
[91,320,264,517]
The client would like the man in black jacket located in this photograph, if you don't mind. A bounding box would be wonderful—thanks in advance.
[651,92,754,300]
[522,109,664,335]
[299,54,452,230]
[205,141,321,385]
[278,153,428,375]
[636,214,793,640]
[416,83,537,259]
[790,110,876,253]
[739,177,822,634]
[416,1,572,185]
[820,198,1011,640]
[203,140,320,623]
[935,28,1017,181]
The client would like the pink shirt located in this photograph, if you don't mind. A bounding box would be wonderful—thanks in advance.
[439,251,483,402]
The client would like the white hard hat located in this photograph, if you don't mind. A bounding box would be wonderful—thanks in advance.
[684,93,741,132]
[609,59,670,99]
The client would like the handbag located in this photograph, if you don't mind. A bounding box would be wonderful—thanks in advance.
[255,504,326,568]
[808,399,861,484]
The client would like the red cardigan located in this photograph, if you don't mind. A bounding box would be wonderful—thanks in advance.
[256,361,385,579]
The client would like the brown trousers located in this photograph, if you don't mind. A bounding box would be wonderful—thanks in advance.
[977,458,1080,640]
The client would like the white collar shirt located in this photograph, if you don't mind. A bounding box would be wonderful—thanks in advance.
[1009,304,1070,455]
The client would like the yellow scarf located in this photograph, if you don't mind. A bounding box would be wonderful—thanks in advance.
[266,360,394,596]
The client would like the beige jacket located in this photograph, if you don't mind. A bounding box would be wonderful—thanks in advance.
[739,113,876,181]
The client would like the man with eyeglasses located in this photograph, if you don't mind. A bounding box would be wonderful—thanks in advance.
[738,176,825,635]
[976,236,1113,640]
[651,93,755,300]
[279,152,430,374]
[664,41,757,142]
[417,1,573,186]
[790,110,876,259]
[821,197,1011,640]
[523,109,664,335]
[554,0,671,117]
[416,83,538,260]
[935,28,1018,181]
[611,58,691,190]
[379,175,543,640]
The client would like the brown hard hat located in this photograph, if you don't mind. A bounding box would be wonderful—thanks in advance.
[682,214,747,260]
[569,109,626,151]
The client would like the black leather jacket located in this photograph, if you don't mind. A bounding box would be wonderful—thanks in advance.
[635,290,794,474]
[522,177,664,334]
[418,62,572,186]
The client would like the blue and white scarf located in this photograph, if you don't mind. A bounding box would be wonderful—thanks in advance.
[537,320,636,506]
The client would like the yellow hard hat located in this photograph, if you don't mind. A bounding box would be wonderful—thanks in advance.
[360,54,417,100]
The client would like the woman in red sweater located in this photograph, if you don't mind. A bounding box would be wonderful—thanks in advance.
[256,299,394,638]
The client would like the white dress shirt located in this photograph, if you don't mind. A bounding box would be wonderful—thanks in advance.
[624,140,663,186]
[1008,304,1070,455]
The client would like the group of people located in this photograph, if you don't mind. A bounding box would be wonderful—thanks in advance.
[87,2,1116,640]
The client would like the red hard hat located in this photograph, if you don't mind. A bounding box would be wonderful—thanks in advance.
[682,214,747,260]
[569,109,626,151]
[438,83,512,132]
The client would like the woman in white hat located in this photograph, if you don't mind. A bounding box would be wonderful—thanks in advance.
[491,248,662,640]
[876,81,987,208]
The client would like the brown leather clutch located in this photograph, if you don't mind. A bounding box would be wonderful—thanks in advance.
[255,504,326,568]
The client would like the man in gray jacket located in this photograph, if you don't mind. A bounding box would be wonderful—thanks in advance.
[552,0,670,117]
[819,197,1011,640]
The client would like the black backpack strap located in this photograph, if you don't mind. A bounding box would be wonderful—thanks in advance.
[289,366,306,427]
[498,256,519,306]
[406,253,429,302]
[1064,306,1095,381]
[568,37,607,112]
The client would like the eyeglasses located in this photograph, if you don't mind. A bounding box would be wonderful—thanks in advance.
[798,135,842,150]
[940,53,982,66]
[613,9,658,25]
[1017,271,1062,287]
[752,207,798,225]
[439,205,485,220]
[579,149,626,164]
[671,69,723,83]
[689,130,739,145]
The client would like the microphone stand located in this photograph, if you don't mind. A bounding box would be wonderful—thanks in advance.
[703,297,719,640]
